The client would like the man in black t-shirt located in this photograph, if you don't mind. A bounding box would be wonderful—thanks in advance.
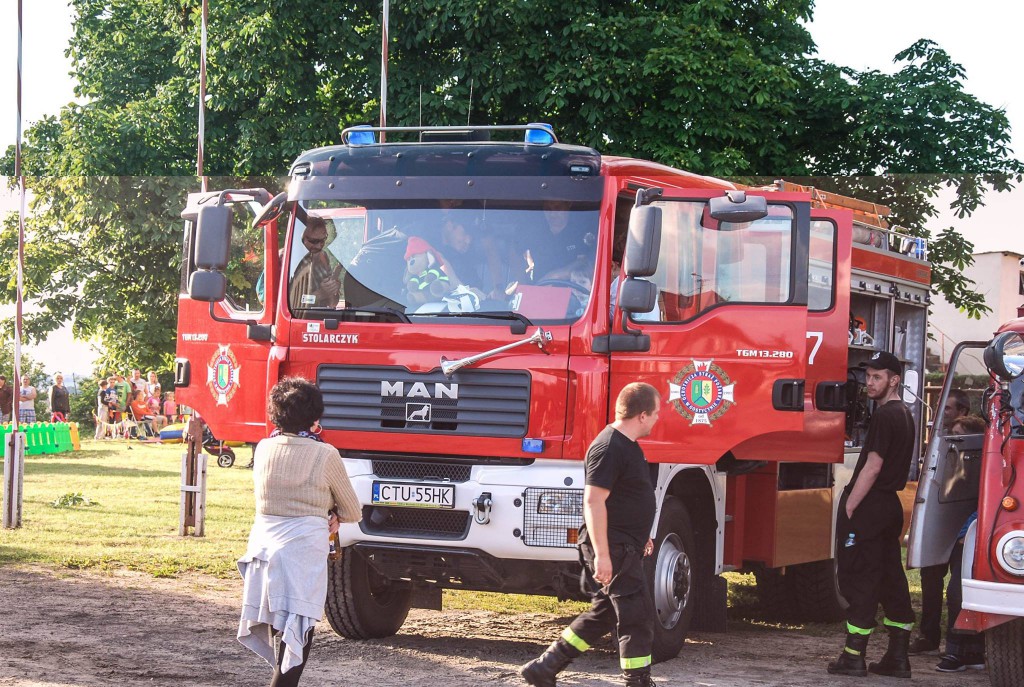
[521,382,660,687]
[828,351,916,679]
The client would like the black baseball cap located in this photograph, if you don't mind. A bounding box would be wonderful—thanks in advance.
[860,350,902,376]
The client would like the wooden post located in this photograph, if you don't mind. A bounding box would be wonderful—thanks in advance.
[179,417,206,536]
[3,431,25,529]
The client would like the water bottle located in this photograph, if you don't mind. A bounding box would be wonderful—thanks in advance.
[328,531,341,561]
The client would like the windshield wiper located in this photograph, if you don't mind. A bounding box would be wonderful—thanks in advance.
[334,306,410,323]
[411,310,533,333]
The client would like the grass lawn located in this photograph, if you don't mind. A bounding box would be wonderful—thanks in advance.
[0,440,931,627]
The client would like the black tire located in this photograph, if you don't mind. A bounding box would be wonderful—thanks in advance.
[649,497,697,662]
[788,558,847,622]
[987,618,1024,687]
[216,452,235,468]
[325,546,413,639]
[753,567,796,621]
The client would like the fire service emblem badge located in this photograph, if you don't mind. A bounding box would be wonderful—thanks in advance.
[207,345,241,406]
[669,360,735,426]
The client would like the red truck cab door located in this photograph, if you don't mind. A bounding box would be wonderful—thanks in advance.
[609,189,812,464]
[908,341,988,568]
[795,209,853,462]
[175,190,281,443]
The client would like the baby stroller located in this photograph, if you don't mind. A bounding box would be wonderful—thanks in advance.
[201,422,239,468]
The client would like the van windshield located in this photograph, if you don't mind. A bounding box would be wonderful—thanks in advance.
[287,199,599,324]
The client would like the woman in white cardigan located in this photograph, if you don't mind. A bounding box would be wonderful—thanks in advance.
[237,377,361,686]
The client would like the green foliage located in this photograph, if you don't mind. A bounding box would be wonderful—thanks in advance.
[0,1,1021,366]
[50,492,99,508]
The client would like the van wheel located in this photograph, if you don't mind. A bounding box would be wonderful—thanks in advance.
[789,558,846,622]
[987,618,1024,687]
[325,547,412,639]
[649,497,696,662]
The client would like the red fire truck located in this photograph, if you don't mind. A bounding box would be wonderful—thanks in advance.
[909,322,1024,686]
[175,124,930,660]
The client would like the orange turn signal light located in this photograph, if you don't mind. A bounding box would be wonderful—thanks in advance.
[1002,496,1019,512]
[566,528,579,545]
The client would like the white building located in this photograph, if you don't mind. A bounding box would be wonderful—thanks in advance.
[928,251,1024,374]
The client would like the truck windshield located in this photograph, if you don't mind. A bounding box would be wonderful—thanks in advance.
[287,199,599,324]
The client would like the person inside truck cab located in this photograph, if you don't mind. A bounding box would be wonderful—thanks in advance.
[289,216,343,311]
[518,201,596,285]
[941,389,971,434]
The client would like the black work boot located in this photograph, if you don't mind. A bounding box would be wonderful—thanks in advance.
[520,638,580,687]
[827,631,870,677]
[622,665,656,686]
[868,626,912,678]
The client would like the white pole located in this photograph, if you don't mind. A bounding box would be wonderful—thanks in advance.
[5,0,26,529]
[198,0,208,192]
[379,0,389,141]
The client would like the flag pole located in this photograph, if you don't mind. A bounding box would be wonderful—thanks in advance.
[379,0,389,142]
[5,0,27,529]
[197,0,208,192]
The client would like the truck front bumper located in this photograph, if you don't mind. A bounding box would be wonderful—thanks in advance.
[336,457,586,563]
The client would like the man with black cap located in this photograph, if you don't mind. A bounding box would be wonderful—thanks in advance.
[828,350,916,679]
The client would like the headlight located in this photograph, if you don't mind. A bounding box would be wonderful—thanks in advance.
[984,332,1024,381]
[997,531,1024,575]
[536,490,584,517]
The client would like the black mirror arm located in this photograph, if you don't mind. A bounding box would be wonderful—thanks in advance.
[634,187,664,208]
[209,302,256,327]
[621,310,644,336]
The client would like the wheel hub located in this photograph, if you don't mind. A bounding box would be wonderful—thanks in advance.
[654,533,691,629]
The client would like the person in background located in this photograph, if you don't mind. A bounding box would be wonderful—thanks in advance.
[237,377,361,687]
[145,371,162,401]
[911,388,976,656]
[105,375,122,422]
[47,373,71,422]
[18,375,37,424]
[113,374,133,420]
[290,216,343,311]
[95,379,112,439]
[130,368,147,393]
[163,391,180,424]
[129,389,156,438]
[0,375,13,423]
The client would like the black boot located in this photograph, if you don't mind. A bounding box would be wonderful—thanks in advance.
[623,665,656,686]
[520,638,580,687]
[827,631,869,677]
[868,626,912,678]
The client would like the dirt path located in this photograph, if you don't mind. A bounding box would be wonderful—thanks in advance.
[0,565,990,686]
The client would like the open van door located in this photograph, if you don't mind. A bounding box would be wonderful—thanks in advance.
[907,341,989,568]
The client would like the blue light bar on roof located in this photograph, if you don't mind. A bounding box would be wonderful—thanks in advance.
[348,125,377,145]
[525,123,555,145]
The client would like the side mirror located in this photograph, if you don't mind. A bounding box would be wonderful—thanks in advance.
[195,205,233,271]
[984,331,1024,381]
[624,205,661,277]
[619,278,658,314]
[188,270,227,302]
[253,191,287,229]
[902,368,919,405]
[709,191,768,225]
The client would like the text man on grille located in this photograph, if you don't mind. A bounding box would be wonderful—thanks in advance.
[521,382,661,687]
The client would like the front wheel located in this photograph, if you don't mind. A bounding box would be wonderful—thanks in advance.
[216,451,235,468]
[325,546,413,639]
[649,497,697,662]
[987,617,1024,687]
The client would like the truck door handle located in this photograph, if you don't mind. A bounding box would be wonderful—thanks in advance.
[815,381,847,412]
[772,379,805,411]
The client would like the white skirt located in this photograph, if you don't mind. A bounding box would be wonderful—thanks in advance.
[237,514,328,672]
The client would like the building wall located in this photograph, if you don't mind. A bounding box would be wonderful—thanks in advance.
[928,251,1024,374]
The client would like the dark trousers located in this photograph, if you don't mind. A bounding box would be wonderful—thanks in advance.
[837,490,915,631]
[919,562,949,643]
[567,540,654,668]
[945,541,985,658]
[270,628,314,687]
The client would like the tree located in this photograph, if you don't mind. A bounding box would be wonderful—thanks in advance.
[2,0,1020,365]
